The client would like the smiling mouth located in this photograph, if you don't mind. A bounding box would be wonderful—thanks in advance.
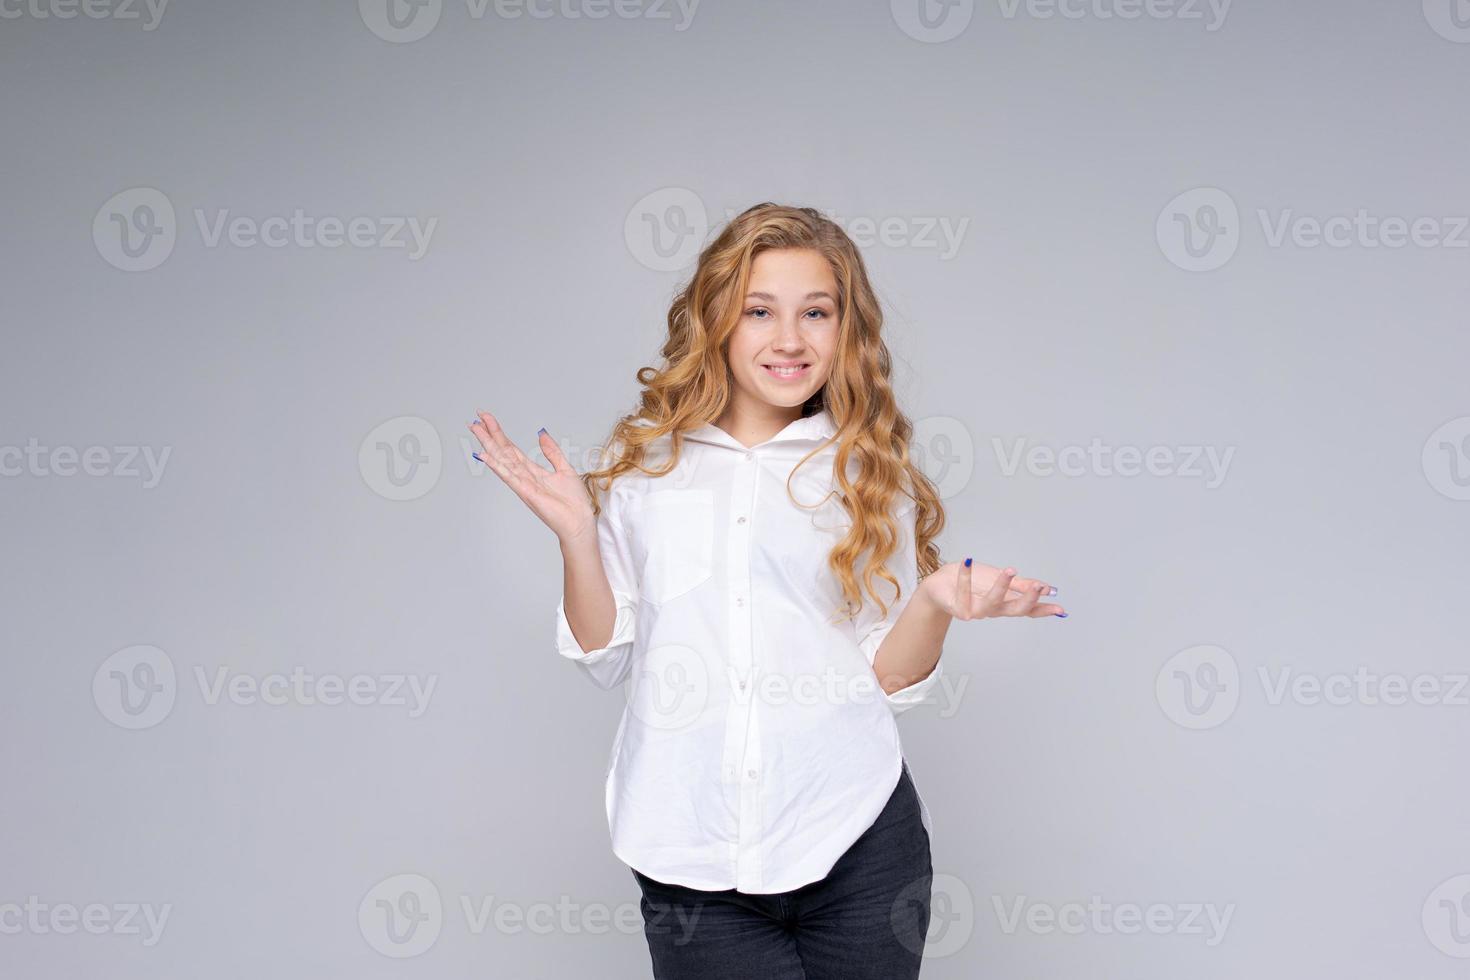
[762,363,812,379]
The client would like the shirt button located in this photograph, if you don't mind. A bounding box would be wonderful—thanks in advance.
[744,451,753,460]
[735,597,744,606]
[736,516,746,524]
[738,679,747,691]
[747,769,758,779]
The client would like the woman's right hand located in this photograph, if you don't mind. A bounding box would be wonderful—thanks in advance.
[469,410,595,546]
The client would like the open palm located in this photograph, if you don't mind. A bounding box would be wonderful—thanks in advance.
[920,560,1065,620]
[468,410,594,544]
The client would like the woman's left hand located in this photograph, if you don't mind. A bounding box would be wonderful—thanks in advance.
[918,560,1066,621]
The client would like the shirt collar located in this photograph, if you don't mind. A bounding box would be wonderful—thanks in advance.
[668,408,837,452]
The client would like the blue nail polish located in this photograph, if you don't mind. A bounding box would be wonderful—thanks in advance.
[1047,587,1058,596]
[537,427,547,436]
[1054,612,1067,618]
[963,557,972,567]
[472,452,484,463]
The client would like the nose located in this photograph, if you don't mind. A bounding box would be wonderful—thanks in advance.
[772,314,806,352]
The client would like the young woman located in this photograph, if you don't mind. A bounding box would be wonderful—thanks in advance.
[469,203,1064,979]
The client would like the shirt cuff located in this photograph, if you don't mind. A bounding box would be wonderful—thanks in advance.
[555,590,637,664]
[883,656,943,715]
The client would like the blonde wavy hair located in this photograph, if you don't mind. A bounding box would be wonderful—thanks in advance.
[583,202,946,625]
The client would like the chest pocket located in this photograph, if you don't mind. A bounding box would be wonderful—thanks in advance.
[638,488,715,605]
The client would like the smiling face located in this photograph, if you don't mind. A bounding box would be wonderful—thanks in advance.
[723,247,840,422]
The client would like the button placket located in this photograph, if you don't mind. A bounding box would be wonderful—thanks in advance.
[719,447,764,890]
[719,450,757,794]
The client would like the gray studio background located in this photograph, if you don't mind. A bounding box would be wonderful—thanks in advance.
[3,0,1468,977]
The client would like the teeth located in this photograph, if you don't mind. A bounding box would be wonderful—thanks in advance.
[766,364,806,376]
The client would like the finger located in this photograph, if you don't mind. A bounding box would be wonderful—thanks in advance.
[469,434,536,497]
[1001,580,1047,617]
[473,411,550,481]
[536,427,577,477]
[979,567,1017,615]
[1009,576,1056,597]
[467,414,544,500]
[955,557,973,620]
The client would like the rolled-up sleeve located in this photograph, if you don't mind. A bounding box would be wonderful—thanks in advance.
[554,489,639,691]
[854,498,943,715]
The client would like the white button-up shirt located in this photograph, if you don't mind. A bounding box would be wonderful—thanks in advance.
[554,407,941,893]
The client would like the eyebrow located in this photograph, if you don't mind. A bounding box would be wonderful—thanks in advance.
[745,291,835,303]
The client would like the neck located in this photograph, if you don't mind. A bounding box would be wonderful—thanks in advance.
[713,398,807,450]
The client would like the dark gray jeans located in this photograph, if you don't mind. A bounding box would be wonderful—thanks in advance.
[630,761,933,979]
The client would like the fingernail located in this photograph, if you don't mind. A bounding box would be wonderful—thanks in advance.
[537,427,547,436]
[470,420,479,426]
[1047,586,1058,596]
[1054,612,1068,618]
[963,557,972,567]
[472,452,484,463]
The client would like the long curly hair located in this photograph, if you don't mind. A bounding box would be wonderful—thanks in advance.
[583,202,946,624]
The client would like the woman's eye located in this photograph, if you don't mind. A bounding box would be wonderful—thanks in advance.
[744,307,829,320]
